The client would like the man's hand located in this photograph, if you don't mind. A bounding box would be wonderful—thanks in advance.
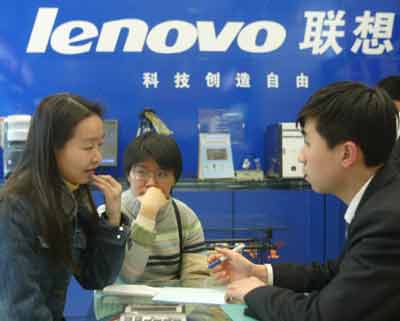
[226,276,266,302]
[208,247,255,283]
[91,175,122,226]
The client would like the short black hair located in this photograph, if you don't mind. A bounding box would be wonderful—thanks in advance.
[296,81,398,167]
[123,132,183,181]
[377,76,400,101]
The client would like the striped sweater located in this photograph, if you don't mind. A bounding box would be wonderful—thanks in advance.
[120,189,208,281]
[94,190,209,320]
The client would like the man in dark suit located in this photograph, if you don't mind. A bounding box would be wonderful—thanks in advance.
[209,81,400,321]
[378,76,400,166]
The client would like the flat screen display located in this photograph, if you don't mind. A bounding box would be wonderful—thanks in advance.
[206,148,228,160]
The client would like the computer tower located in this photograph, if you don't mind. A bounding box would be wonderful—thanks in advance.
[2,115,31,178]
[265,122,304,178]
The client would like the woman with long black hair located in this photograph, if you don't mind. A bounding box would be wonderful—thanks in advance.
[0,93,129,321]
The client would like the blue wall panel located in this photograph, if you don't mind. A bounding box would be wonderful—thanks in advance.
[174,189,233,240]
[0,1,392,317]
[234,189,325,264]
[0,1,398,179]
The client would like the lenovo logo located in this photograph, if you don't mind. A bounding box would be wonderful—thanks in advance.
[26,8,287,55]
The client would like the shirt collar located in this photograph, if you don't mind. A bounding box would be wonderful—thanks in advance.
[397,112,400,138]
[344,175,374,224]
[63,179,80,192]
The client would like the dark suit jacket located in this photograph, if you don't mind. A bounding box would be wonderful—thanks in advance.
[389,139,400,170]
[244,163,400,321]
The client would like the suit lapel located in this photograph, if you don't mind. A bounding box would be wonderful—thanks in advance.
[347,163,398,237]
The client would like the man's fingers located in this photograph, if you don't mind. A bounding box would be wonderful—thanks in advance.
[211,270,230,283]
[215,247,235,257]
[224,293,233,303]
[208,253,223,263]
[225,285,240,302]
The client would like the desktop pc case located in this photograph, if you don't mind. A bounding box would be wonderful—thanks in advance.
[1,115,31,178]
[265,122,304,178]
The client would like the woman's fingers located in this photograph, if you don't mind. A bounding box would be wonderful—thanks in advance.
[91,175,122,196]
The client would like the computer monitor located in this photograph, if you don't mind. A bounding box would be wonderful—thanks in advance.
[100,119,118,167]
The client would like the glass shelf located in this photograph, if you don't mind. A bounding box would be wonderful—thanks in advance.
[175,177,309,190]
[0,177,310,191]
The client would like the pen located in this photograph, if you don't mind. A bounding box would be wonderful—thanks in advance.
[208,243,245,269]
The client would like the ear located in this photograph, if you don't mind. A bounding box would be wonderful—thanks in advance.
[341,141,358,168]
[394,100,400,112]
[127,168,135,186]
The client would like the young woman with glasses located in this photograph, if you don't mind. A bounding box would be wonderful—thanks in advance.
[94,132,208,320]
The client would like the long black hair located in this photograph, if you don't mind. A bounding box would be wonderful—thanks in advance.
[1,93,103,268]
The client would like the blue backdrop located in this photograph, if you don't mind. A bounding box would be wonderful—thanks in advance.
[0,0,399,178]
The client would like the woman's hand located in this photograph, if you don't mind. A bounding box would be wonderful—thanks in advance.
[91,175,122,226]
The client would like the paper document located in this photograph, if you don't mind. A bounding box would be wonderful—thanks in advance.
[102,284,160,297]
[102,284,227,305]
[153,287,226,305]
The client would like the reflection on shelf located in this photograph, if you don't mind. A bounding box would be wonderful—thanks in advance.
[175,178,309,190]
[204,226,288,264]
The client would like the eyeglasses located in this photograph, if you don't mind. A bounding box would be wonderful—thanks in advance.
[131,167,173,182]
